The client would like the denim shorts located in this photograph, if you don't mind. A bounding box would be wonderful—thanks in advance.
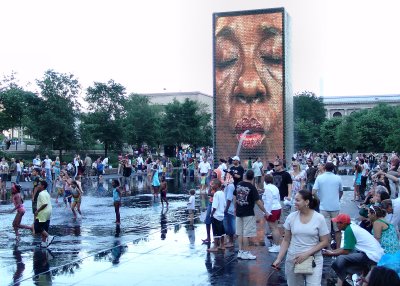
[204,203,212,225]
[223,213,236,235]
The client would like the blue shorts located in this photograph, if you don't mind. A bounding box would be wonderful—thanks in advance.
[223,213,236,235]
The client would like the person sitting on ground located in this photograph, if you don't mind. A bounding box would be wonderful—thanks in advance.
[362,266,400,286]
[323,213,384,286]
[368,205,400,254]
[381,198,400,233]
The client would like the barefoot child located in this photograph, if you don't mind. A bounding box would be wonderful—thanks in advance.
[112,179,121,225]
[208,179,226,252]
[160,176,169,207]
[54,175,64,205]
[10,184,33,241]
[187,189,196,226]
[70,181,83,219]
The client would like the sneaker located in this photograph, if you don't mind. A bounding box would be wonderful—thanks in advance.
[237,250,244,259]
[40,241,47,248]
[268,245,280,253]
[241,251,256,260]
[46,235,55,247]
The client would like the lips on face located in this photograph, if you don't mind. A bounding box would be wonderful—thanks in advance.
[215,12,284,154]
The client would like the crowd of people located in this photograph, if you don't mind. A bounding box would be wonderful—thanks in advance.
[1,149,400,285]
[194,152,400,286]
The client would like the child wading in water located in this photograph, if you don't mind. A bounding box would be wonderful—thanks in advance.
[187,189,196,227]
[70,181,83,219]
[151,164,160,200]
[160,176,169,207]
[10,184,33,241]
[112,179,121,225]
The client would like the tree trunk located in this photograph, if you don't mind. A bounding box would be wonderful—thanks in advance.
[59,149,62,162]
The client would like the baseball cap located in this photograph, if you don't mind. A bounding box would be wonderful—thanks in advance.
[232,156,240,161]
[332,214,351,224]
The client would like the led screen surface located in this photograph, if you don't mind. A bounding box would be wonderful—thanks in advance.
[213,8,288,164]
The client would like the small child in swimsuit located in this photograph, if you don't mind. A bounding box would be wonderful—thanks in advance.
[160,176,169,207]
[10,184,33,241]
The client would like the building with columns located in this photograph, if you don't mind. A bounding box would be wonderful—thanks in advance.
[322,94,400,119]
[140,91,213,115]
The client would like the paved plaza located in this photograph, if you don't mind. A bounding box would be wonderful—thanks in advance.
[0,174,357,286]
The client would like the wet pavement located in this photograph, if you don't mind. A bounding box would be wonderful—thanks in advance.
[0,173,358,286]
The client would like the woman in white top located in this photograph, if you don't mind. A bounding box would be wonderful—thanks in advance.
[289,161,306,211]
[262,174,282,253]
[273,190,330,286]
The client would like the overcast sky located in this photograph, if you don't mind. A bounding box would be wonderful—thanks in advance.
[1,0,400,97]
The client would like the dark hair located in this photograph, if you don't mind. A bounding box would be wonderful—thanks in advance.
[376,188,390,201]
[298,190,319,210]
[325,162,335,172]
[211,178,222,189]
[112,179,120,187]
[245,169,255,180]
[264,174,274,184]
[369,205,387,218]
[381,199,393,210]
[189,189,196,195]
[368,266,400,286]
[39,180,48,189]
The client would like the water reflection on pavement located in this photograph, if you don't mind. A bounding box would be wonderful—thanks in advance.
[0,173,356,285]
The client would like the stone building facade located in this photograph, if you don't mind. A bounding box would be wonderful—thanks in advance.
[322,94,400,119]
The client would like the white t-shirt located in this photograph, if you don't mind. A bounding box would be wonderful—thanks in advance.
[198,161,211,174]
[33,158,41,167]
[187,195,195,210]
[263,183,282,214]
[284,211,329,257]
[44,159,52,169]
[37,190,52,222]
[252,161,263,177]
[211,190,226,221]
[346,223,384,262]
[218,163,227,179]
[16,163,21,172]
[385,197,400,230]
[361,162,369,176]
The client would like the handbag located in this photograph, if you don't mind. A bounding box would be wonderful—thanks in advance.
[293,255,316,274]
[291,212,316,275]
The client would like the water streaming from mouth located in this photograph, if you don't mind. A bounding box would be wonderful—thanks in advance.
[236,129,250,157]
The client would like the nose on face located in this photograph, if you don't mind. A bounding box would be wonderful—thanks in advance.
[234,66,267,103]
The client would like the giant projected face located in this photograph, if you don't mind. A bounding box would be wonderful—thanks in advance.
[214,10,284,161]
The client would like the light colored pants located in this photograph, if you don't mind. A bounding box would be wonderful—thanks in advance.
[285,254,323,286]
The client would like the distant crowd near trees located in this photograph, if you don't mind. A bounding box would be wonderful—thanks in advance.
[1,70,398,157]
[0,70,212,157]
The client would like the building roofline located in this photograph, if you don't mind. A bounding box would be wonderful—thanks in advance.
[140,91,213,98]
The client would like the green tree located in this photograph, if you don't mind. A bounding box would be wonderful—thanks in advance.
[336,115,360,153]
[27,70,81,158]
[293,91,326,150]
[0,87,37,147]
[124,94,161,148]
[161,98,212,153]
[319,117,343,152]
[85,80,126,157]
